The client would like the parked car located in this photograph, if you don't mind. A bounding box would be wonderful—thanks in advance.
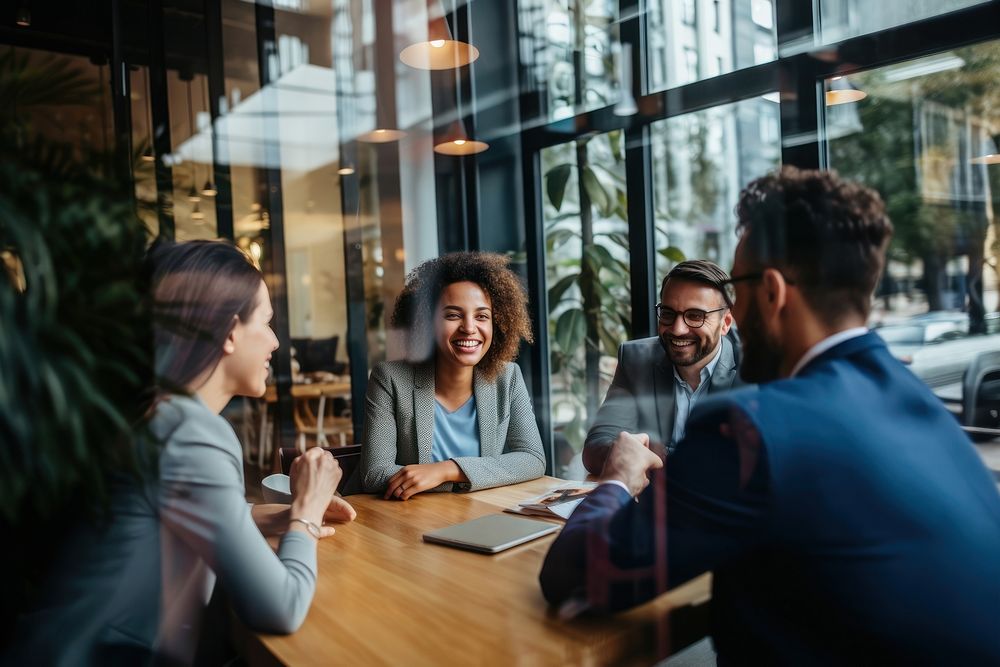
[874,314,968,359]
[875,311,1000,390]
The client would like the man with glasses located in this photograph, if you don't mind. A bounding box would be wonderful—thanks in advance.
[582,260,743,475]
[541,167,1000,662]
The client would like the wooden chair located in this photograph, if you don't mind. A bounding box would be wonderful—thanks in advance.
[278,445,362,495]
[293,397,354,452]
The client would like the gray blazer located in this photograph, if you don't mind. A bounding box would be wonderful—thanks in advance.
[360,360,546,493]
[583,331,743,470]
[5,395,317,666]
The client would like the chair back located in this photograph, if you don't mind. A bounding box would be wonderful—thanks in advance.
[278,444,362,495]
[962,350,1000,430]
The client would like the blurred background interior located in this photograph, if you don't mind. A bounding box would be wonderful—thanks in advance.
[2,0,998,485]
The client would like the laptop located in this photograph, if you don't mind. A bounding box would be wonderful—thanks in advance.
[422,514,560,554]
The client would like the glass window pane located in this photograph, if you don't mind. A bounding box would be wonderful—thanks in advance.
[518,0,620,121]
[541,130,629,478]
[817,0,990,44]
[646,0,777,93]
[825,41,1000,419]
[650,96,781,278]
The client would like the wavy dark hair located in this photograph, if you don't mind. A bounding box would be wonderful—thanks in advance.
[149,240,263,393]
[390,252,533,381]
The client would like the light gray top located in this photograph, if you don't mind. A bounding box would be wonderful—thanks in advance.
[670,342,724,447]
[6,395,317,666]
[360,360,546,493]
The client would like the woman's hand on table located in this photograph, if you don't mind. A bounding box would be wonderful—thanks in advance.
[384,461,468,501]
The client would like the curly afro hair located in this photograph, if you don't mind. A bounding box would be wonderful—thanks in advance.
[390,252,534,381]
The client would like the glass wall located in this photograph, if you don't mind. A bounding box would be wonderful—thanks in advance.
[825,41,1000,408]
[651,95,781,279]
[6,0,997,471]
[646,0,777,92]
[542,130,629,477]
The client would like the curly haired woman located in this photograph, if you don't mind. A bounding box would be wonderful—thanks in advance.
[360,252,546,498]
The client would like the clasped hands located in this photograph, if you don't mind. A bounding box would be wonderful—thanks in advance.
[599,432,665,497]
[385,460,466,501]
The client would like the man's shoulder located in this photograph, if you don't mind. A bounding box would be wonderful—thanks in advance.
[619,336,663,361]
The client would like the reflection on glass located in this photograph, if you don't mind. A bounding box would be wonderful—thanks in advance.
[169,73,217,241]
[818,0,989,44]
[646,0,777,92]
[825,42,1000,413]
[518,0,619,120]
[651,95,780,280]
[541,131,629,477]
[129,65,158,237]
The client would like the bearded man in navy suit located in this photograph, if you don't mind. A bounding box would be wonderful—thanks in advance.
[540,166,1000,663]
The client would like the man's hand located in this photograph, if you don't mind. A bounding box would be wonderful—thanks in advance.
[599,431,664,496]
[384,461,465,501]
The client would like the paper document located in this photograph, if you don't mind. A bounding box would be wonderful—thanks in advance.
[504,482,598,520]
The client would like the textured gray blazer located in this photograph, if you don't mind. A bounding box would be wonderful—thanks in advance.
[5,395,317,666]
[584,331,743,459]
[360,360,546,493]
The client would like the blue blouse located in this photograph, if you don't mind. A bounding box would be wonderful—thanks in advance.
[431,396,480,462]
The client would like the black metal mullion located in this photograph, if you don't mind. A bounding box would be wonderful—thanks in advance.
[204,0,233,241]
[338,143,369,443]
[109,0,133,197]
[147,0,174,239]
[620,0,654,339]
[520,144,554,474]
[523,60,781,151]
[255,2,294,450]
[455,1,481,250]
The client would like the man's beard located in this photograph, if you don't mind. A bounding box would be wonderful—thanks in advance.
[659,328,720,368]
[738,296,783,384]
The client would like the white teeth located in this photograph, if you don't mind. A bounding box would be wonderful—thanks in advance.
[670,340,694,347]
[454,340,480,348]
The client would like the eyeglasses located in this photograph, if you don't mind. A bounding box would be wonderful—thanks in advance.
[718,271,796,302]
[654,304,728,328]
[718,272,764,303]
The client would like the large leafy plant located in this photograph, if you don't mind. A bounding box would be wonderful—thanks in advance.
[0,48,151,631]
[542,131,684,452]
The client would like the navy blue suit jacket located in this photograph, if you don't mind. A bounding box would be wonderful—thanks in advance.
[540,333,1000,663]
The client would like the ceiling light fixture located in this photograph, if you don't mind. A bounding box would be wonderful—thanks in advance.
[357,128,406,143]
[825,76,867,106]
[434,121,488,155]
[15,6,30,27]
[399,1,478,70]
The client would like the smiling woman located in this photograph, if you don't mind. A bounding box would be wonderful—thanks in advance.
[360,252,546,498]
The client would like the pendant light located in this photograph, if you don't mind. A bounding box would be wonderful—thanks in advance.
[399,1,478,70]
[185,77,201,203]
[137,67,154,162]
[433,120,488,155]
[970,134,1000,165]
[357,128,406,143]
[613,43,638,117]
[825,76,867,106]
[199,76,218,197]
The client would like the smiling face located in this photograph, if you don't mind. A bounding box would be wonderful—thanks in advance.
[434,281,494,373]
[657,278,732,369]
[222,280,279,397]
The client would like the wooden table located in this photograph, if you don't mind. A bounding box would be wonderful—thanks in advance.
[233,477,712,666]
